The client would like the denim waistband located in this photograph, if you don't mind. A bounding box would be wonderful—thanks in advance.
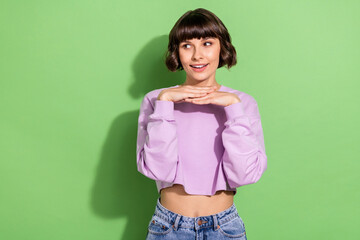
[154,197,239,231]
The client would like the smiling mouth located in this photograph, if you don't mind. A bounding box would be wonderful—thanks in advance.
[190,63,209,71]
[190,63,209,68]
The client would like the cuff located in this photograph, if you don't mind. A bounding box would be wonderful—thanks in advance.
[153,100,175,119]
[224,101,246,120]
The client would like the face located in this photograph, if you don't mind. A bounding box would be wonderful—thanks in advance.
[178,37,221,84]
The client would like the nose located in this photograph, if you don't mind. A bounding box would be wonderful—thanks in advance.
[191,46,204,60]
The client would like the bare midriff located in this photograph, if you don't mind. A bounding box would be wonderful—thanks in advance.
[159,184,235,217]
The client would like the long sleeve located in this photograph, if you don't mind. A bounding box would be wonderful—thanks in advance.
[221,96,268,188]
[136,94,179,183]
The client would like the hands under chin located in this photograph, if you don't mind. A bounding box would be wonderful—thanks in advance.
[183,91,241,107]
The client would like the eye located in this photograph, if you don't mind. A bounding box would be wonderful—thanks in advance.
[182,44,190,49]
[204,42,212,46]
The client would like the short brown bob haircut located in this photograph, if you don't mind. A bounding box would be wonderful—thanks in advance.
[165,8,237,72]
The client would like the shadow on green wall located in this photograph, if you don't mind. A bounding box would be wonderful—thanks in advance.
[130,35,186,98]
[90,35,185,240]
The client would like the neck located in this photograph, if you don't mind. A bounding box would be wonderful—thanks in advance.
[182,77,220,89]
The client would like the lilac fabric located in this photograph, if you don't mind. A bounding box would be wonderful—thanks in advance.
[136,85,267,196]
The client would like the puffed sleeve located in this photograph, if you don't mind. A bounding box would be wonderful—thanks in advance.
[136,94,179,183]
[221,95,268,188]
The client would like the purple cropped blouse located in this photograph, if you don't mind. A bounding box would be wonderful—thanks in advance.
[136,84,268,196]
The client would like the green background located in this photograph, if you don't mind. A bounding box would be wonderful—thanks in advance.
[1,0,359,239]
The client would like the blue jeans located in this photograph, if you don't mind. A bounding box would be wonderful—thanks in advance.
[145,197,247,240]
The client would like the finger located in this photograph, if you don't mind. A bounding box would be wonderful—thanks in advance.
[187,88,216,95]
[188,94,211,101]
[192,92,214,99]
[186,92,210,99]
[183,86,217,93]
[191,96,209,101]
[188,89,216,98]
[191,98,212,104]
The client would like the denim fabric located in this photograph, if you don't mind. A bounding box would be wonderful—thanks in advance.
[145,197,247,240]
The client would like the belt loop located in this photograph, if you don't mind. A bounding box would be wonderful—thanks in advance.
[212,215,218,231]
[173,214,181,231]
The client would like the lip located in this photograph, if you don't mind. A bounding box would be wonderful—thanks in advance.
[190,63,209,72]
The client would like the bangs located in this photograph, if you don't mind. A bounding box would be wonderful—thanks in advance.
[173,14,219,44]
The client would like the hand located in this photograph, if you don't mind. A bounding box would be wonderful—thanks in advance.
[184,91,241,107]
[157,85,218,103]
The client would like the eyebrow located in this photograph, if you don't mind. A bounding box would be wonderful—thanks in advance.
[181,37,214,43]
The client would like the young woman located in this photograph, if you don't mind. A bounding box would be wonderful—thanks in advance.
[137,8,268,240]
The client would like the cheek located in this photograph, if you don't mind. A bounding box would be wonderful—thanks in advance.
[208,49,221,62]
[179,52,190,64]
[209,53,220,63]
